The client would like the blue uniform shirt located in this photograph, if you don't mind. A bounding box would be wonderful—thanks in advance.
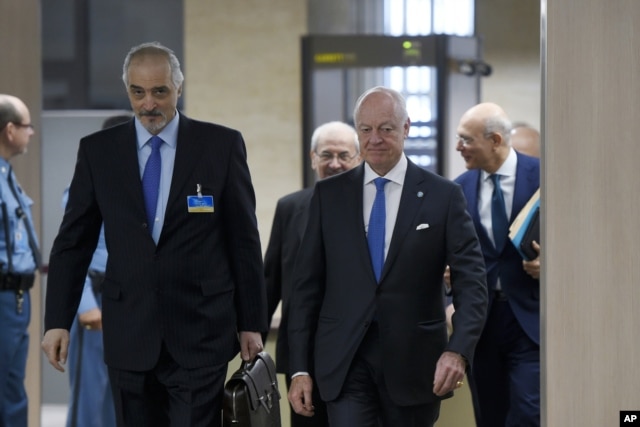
[0,158,38,274]
[62,188,107,314]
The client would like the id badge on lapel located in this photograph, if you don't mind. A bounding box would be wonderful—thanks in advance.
[187,183,214,213]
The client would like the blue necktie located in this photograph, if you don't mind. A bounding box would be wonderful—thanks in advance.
[142,136,162,232]
[490,174,509,253]
[368,177,389,282]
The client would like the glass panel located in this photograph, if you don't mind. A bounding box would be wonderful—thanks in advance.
[41,0,76,60]
[381,0,474,173]
[433,0,474,36]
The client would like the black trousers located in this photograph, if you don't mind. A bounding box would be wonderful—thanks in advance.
[468,299,540,427]
[325,322,441,427]
[108,344,228,427]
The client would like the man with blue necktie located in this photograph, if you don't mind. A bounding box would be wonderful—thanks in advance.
[42,42,267,427]
[287,86,488,427]
[454,103,541,427]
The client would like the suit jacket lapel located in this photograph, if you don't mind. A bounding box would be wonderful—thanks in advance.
[165,114,199,217]
[381,161,425,281]
[343,165,373,279]
[511,153,539,221]
[117,122,148,221]
[294,189,313,242]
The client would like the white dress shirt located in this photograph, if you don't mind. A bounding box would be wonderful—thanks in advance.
[479,148,518,246]
[363,155,408,261]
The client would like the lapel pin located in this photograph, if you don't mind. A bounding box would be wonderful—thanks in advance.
[417,191,424,198]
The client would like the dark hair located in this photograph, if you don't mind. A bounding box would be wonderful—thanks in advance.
[102,114,132,130]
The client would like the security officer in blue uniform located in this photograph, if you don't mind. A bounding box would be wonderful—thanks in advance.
[0,94,40,427]
[64,114,130,427]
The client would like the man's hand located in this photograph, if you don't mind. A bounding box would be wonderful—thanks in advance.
[443,265,451,289]
[523,240,541,279]
[288,375,315,417]
[78,307,102,331]
[239,331,263,362]
[445,303,455,336]
[433,351,466,396]
[41,329,70,372]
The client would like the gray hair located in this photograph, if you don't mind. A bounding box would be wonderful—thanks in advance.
[121,42,184,89]
[484,115,512,145]
[352,86,409,126]
[310,121,359,153]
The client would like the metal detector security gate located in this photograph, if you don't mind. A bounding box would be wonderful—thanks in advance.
[301,34,488,186]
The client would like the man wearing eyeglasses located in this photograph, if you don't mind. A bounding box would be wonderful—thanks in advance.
[0,94,39,427]
[454,103,541,427]
[264,121,360,427]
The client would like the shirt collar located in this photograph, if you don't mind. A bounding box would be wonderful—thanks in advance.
[135,110,180,149]
[0,158,11,177]
[482,147,517,182]
[364,154,408,186]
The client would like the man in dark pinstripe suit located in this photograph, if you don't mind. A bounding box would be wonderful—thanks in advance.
[42,42,267,427]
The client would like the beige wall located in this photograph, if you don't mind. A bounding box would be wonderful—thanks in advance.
[543,0,640,425]
[0,1,42,426]
[478,0,541,127]
[184,0,308,251]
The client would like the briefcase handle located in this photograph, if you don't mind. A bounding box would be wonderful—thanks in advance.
[233,351,281,411]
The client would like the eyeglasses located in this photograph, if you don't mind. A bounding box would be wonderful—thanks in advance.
[456,135,473,146]
[11,122,35,131]
[315,151,358,163]
[456,132,499,147]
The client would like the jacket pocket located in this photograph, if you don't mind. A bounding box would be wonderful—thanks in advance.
[200,277,234,297]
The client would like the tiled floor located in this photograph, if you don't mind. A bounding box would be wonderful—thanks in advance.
[41,404,67,427]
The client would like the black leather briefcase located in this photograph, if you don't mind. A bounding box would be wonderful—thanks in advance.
[223,351,282,427]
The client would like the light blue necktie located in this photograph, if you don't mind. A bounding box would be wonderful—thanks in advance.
[142,136,162,233]
[490,174,509,253]
[368,177,389,282]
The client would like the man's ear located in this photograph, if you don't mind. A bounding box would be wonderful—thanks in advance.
[309,149,318,171]
[489,132,503,148]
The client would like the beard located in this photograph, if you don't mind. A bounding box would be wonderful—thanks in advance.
[138,109,167,134]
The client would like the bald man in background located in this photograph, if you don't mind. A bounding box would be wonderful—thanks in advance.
[454,103,541,427]
[510,122,540,158]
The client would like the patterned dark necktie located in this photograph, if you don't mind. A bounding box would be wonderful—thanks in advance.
[142,136,162,233]
[490,174,509,253]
